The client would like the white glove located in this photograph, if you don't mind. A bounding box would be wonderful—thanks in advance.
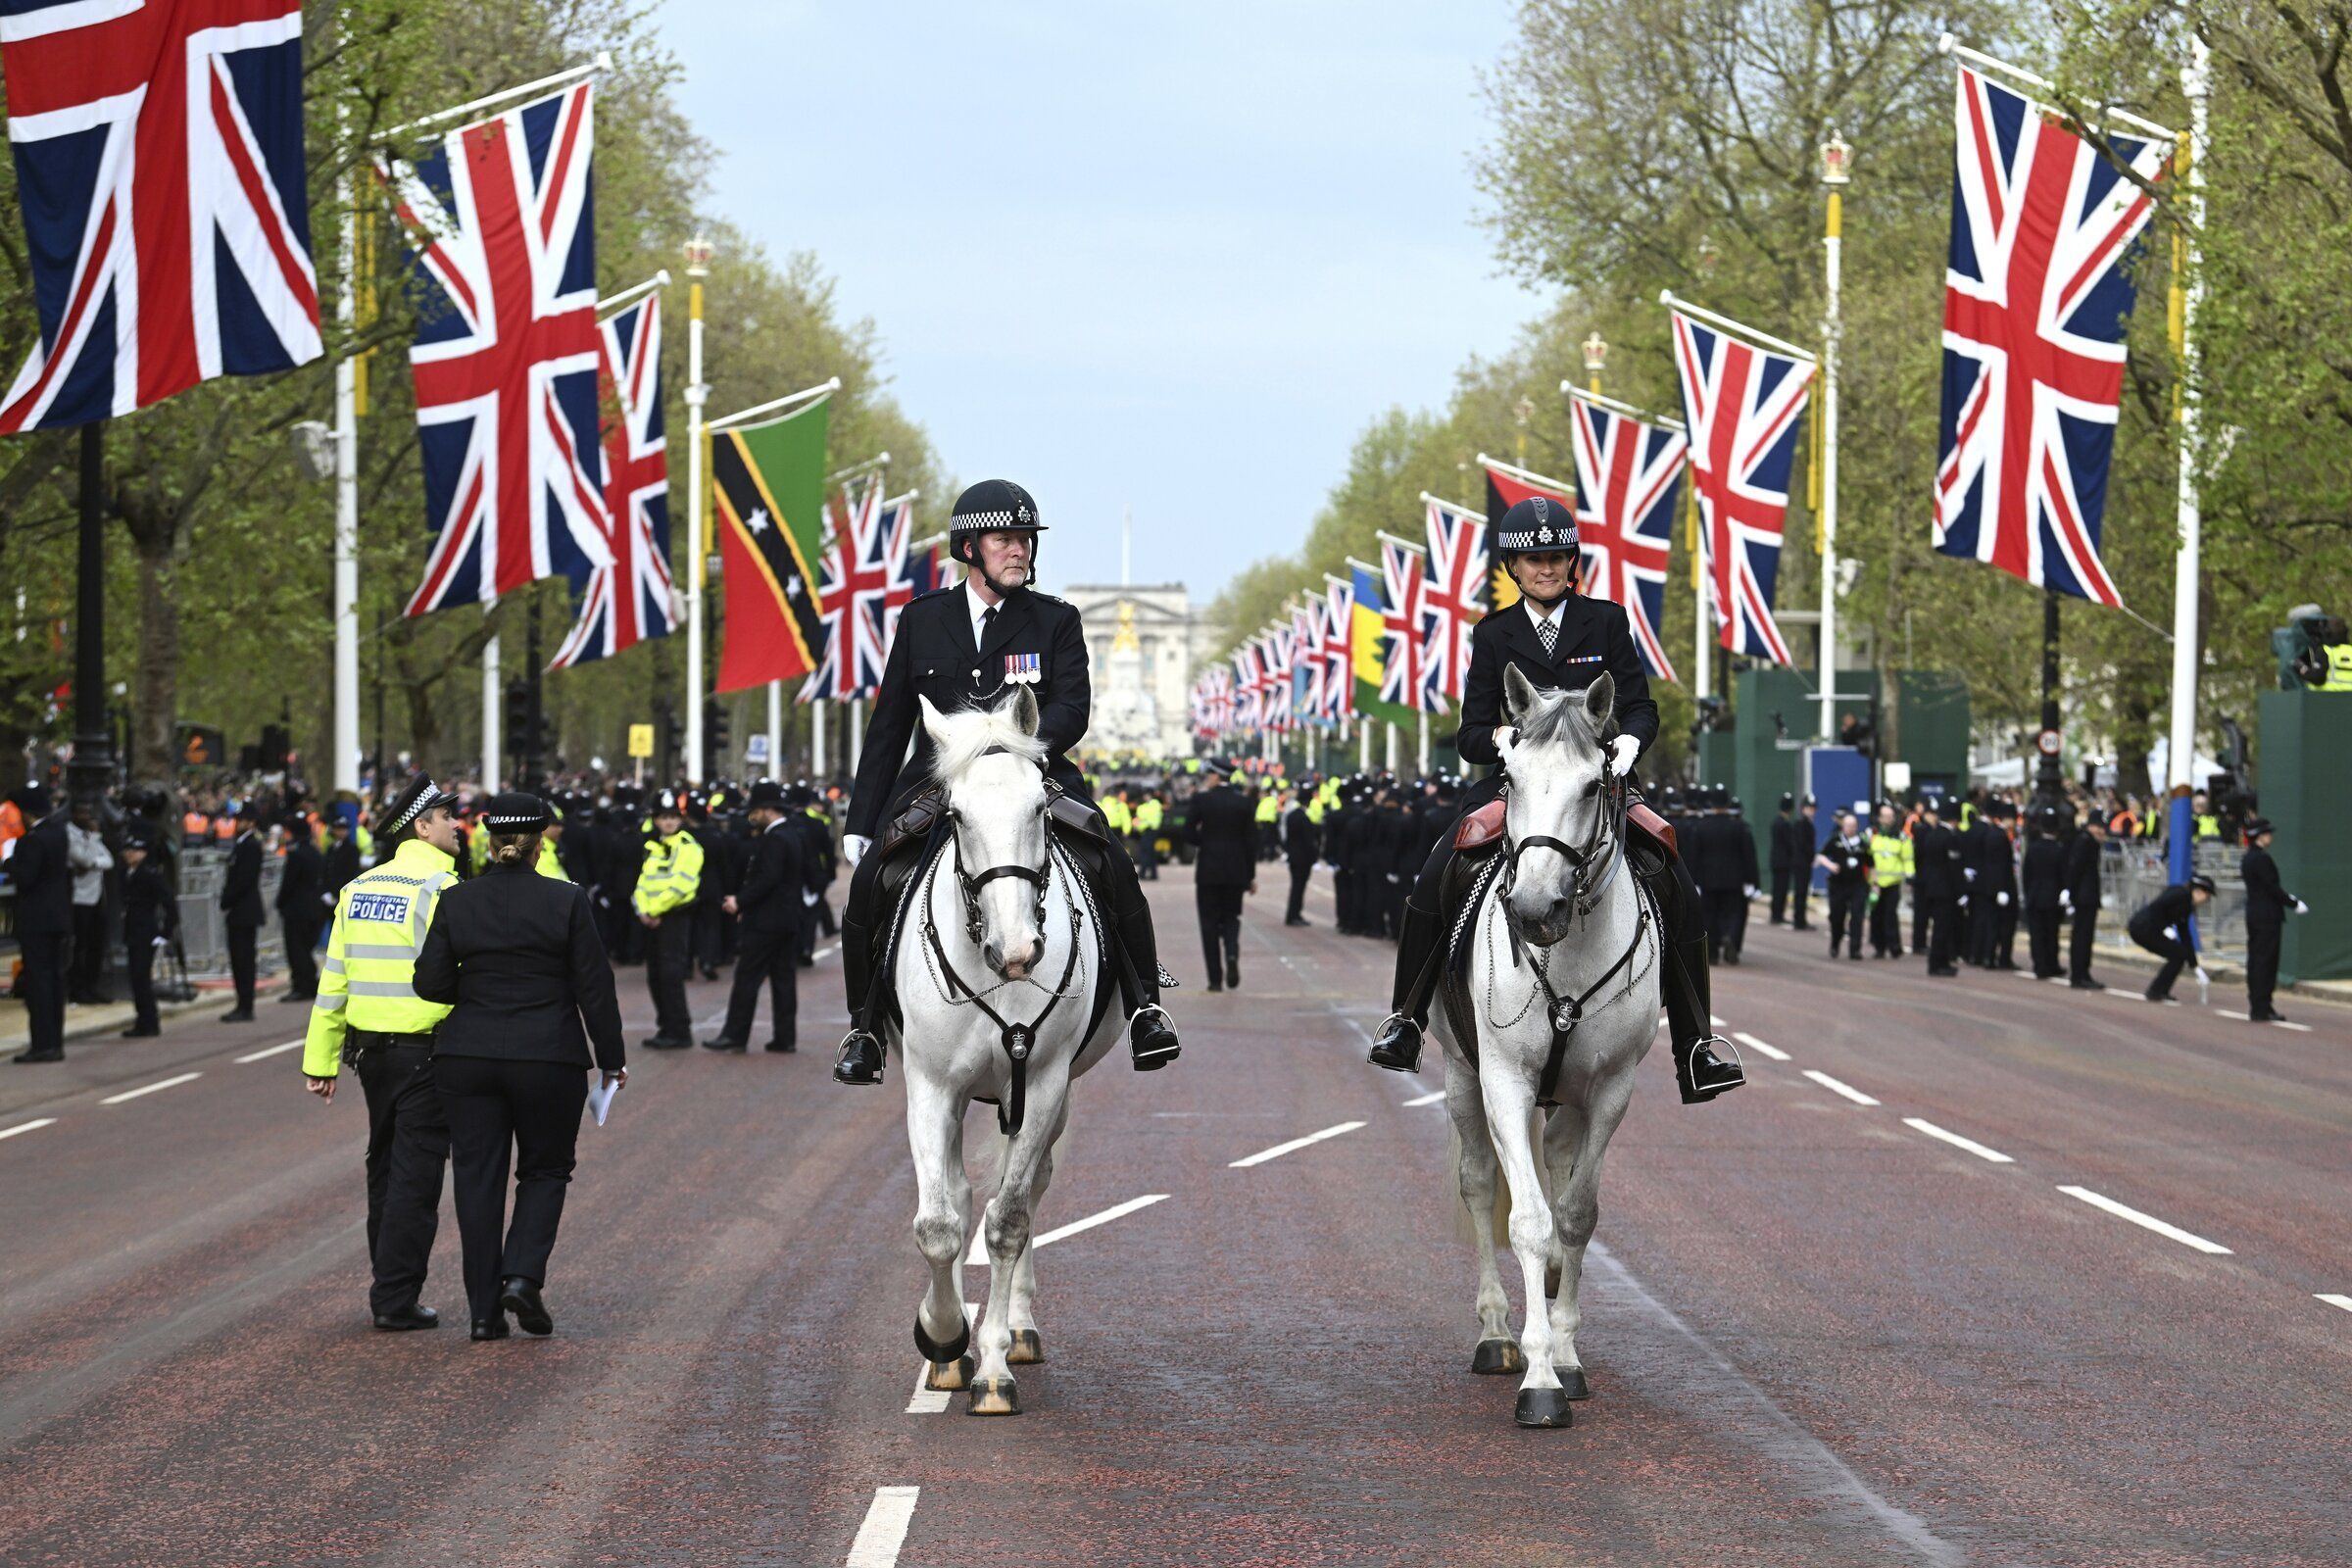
[1996,891,2010,907]
[2294,898,2310,914]
[1606,734,1641,775]
[1963,867,1978,882]
[802,889,819,906]
[152,935,170,949]
[2060,890,2073,911]
[1743,885,1758,900]
[2194,965,2211,986]
[843,833,872,868]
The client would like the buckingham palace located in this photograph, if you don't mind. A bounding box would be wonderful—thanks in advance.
[1057,582,1212,760]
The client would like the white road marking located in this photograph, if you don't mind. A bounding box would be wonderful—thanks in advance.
[235,1039,305,1063]
[1402,1089,1446,1106]
[1901,1117,2014,1163]
[2273,1018,2314,1032]
[905,1302,978,1413]
[1709,1013,1725,1027]
[966,1194,1171,1265]
[845,1485,920,1565]
[1801,1069,1879,1106]
[1229,1119,1366,1168]
[2057,1185,2232,1255]
[0,1117,58,1142]
[1731,1030,1790,1062]
[812,943,840,961]
[2318,1294,2352,1315]
[100,1071,202,1104]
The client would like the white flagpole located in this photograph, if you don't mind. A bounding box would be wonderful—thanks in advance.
[1820,134,1847,744]
[332,154,360,803]
[766,681,783,781]
[851,697,864,772]
[481,635,501,792]
[683,240,710,785]
[2167,39,2210,871]
[812,698,827,779]
[1417,710,1430,776]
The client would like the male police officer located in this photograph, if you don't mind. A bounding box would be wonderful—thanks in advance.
[1364,496,1743,1105]
[832,480,1179,1085]
[301,777,463,1331]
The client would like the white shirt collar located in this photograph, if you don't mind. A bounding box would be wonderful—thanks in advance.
[966,580,1011,645]
[1523,597,1564,631]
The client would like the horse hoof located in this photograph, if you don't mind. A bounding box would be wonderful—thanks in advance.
[1470,1339,1526,1376]
[966,1377,1022,1416]
[1558,1364,1592,1401]
[913,1313,969,1365]
[1544,1262,1563,1299]
[924,1352,976,1392]
[1006,1328,1044,1365]
[1514,1387,1575,1429]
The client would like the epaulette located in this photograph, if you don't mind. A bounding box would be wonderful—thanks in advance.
[1029,590,1069,607]
[910,584,956,604]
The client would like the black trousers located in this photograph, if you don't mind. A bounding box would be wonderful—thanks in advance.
[1992,902,2019,967]
[70,904,108,1000]
[2027,906,2062,977]
[16,932,67,1055]
[2069,903,2100,982]
[2129,917,2193,999]
[1788,874,1810,929]
[693,901,724,972]
[226,923,258,1009]
[281,913,321,998]
[1285,860,1312,922]
[723,922,800,1047]
[1704,889,1746,960]
[1870,885,1904,955]
[1769,867,1792,923]
[352,1036,449,1315]
[1920,895,1956,969]
[124,932,160,1028]
[435,1054,587,1326]
[2246,920,2282,1014]
[1828,884,1869,956]
[1197,882,1244,983]
[645,914,693,1039]
[1135,831,1158,879]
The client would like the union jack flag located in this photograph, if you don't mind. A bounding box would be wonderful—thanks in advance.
[386,80,612,615]
[1230,642,1263,732]
[1670,307,1813,664]
[1256,626,1291,733]
[799,473,895,703]
[858,490,917,694]
[1567,391,1685,682]
[551,290,673,668]
[1379,536,1432,712]
[0,0,321,431]
[1419,500,1488,709]
[1935,66,2165,607]
[1319,575,1354,721]
[1291,601,1325,723]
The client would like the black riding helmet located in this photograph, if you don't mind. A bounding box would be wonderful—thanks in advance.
[948,479,1048,569]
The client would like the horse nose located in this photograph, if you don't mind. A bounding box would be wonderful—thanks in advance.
[990,936,1039,979]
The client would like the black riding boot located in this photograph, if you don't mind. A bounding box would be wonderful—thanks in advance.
[1648,858,1744,1104]
[1095,837,1180,1071]
[1368,897,1444,1074]
[833,848,894,1086]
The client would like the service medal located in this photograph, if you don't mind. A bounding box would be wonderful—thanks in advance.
[1004,652,1041,685]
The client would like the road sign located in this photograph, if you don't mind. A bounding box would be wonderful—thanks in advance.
[628,723,655,759]
[176,724,225,768]
[2036,728,2063,757]
[746,734,771,764]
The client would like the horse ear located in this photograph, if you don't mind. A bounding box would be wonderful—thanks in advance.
[917,695,949,746]
[1582,672,1615,731]
[1011,684,1040,737]
[1504,663,1539,724]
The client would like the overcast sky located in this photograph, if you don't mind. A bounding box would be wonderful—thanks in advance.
[660,1,1545,602]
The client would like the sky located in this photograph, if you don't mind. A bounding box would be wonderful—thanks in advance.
[659,0,1546,603]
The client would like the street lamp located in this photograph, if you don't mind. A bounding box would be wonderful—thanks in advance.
[1816,127,1849,749]
[1581,331,1608,396]
[683,230,713,782]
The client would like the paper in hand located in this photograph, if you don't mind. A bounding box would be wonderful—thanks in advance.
[587,1074,622,1127]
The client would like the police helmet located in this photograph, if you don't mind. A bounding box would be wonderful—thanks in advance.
[948,479,1046,567]
[1491,496,1579,562]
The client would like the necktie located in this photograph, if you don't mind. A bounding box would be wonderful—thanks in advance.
[980,606,996,643]
[1536,614,1557,658]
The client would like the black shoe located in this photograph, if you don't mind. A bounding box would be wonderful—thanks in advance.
[1129,1006,1180,1071]
[699,965,721,981]
[1225,958,1240,990]
[2251,1008,2287,1023]
[372,1304,440,1332]
[1675,1035,1746,1104]
[2070,978,2105,991]
[1366,1014,1423,1074]
[1927,965,1959,977]
[2144,989,2173,1004]
[219,1008,255,1023]
[763,1039,798,1054]
[1207,981,1224,994]
[1284,916,1310,927]
[500,1277,554,1336]
[641,1034,690,1051]
[277,991,312,1004]
[834,1029,885,1086]
[470,1317,510,1341]
[12,1050,64,1064]
[700,1036,747,1054]
[119,1023,161,1037]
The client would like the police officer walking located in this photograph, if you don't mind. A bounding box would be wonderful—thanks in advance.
[2239,817,2307,1022]
[633,790,704,1050]
[1281,787,1319,927]
[706,780,807,1053]
[1189,760,1257,987]
[2061,814,2107,989]
[277,811,327,1003]
[301,778,463,1331]
[220,810,265,1021]
[1818,810,1871,959]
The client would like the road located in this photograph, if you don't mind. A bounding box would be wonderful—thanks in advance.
[1,865,2347,1566]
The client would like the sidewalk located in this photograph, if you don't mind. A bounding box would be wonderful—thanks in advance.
[0,972,291,1055]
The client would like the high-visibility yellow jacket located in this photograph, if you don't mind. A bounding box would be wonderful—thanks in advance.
[2193,813,2221,840]
[467,819,491,871]
[1254,793,1280,824]
[302,838,461,1077]
[536,836,567,880]
[1102,797,1133,834]
[1135,798,1163,833]
[2321,643,2352,691]
[633,830,704,918]
[1869,830,1914,887]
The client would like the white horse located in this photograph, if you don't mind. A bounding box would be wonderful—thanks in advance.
[897,687,1121,1415]
[1429,666,1663,1428]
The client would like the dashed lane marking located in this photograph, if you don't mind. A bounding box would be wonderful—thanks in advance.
[100,1071,202,1105]
[1801,1069,1879,1106]
[0,1118,57,1142]
[1901,1117,2015,1163]
[1230,1119,1366,1168]
[235,1039,304,1063]
[2216,1008,2314,1032]
[1402,1090,1446,1106]
[2057,1185,2232,1255]
[965,1194,1171,1265]
[1731,1030,1790,1062]
[2318,1294,2352,1315]
[905,1302,978,1413]
[846,1485,920,1565]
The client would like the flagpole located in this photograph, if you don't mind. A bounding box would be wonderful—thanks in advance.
[708,378,842,432]
[332,162,361,807]
[594,270,671,319]
[1691,476,1710,705]
[683,233,710,786]
[766,681,783,781]
[481,635,501,792]
[851,697,864,773]
[1819,129,1849,745]
[1558,385,1685,431]
[383,52,611,141]
[2167,39,2210,881]
[812,698,827,779]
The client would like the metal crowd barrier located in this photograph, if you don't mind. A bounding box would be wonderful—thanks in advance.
[172,847,288,980]
[2098,837,2246,964]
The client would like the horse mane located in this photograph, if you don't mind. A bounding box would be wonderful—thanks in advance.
[1513,681,1605,751]
[927,696,1049,785]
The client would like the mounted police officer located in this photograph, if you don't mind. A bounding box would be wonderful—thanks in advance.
[832,479,1180,1086]
[1363,497,1744,1105]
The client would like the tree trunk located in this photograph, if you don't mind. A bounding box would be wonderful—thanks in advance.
[131,544,181,784]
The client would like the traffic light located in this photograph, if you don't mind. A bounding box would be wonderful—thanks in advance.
[704,705,732,777]
[660,708,683,774]
[505,679,531,747]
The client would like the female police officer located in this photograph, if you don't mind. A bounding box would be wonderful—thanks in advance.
[1363,496,1745,1106]
[414,793,625,1340]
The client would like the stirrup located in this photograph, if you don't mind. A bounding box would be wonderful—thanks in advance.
[1129,1004,1180,1071]
[1676,1033,1744,1103]
[833,1029,886,1086]
[1366,1013,1424,1074]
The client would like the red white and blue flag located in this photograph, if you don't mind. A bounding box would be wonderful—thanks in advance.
[387,80,611,614]
[1567,391,1685,682]
[1319,575,1354,721]
[855,489,917,695]
[551,289,673,667]
[0,0,321,431]
[1670,307,1812,664]
[1419,499,1487,709]
[1379,536,1433,712]
[1935,66,2165,607]
[1291,600,1325,724]
[1229,642,1263,733]
[799,474,875,702]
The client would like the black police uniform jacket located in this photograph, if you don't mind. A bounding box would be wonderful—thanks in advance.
[414,866,625,1072]
[1456,595,1660,769]
[849,582,1091,840]
[734,818,808,937]
[1187,785,1258,890]
[2241,846,2295,931]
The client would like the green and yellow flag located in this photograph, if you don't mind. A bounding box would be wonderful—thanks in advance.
[712,397,830,693]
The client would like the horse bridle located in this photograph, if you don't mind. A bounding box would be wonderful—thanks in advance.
[943,747,1053,944]
[1499,764,1630,926]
